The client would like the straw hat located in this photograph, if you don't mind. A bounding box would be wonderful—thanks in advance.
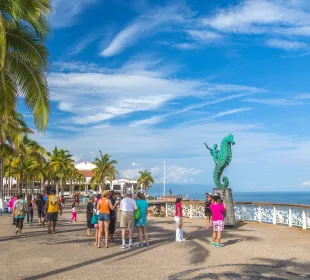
[102,190,110,197]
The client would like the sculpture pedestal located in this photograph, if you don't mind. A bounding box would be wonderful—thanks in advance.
[213,188,236,226]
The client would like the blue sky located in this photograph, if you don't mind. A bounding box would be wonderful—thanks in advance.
[24,0,310,192]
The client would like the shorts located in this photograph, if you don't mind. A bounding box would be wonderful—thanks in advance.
[47,212,58,222]
[38,209,45,218]
[213,220,224,232]
[98,213,110,222]
[87,221,93,229]
[120,212,134,229]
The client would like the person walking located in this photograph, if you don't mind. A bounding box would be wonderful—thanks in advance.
[86,196,94,236]
[96,190,119,248]
[205,193,213,230]
[12,194,27,234]
[45,189,62,234]
[210,194,226,248]
[9,194,18,225]
[135,192,150,247]
[71,203,77,222]
[35,194,45,226]
[120,190,137,249]
[174,196,185,242]
[26,197,34,226]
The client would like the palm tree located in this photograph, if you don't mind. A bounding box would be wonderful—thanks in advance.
[49,147,74,195]
[137,169,154,195]
[76,173,86,193]
[0,0,51,130]
[92,151,118,193]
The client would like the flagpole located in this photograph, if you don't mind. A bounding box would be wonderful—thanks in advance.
[163,160,166,197]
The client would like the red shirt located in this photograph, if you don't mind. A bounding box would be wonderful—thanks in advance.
[175,202,183,217]
[210,203,225,221]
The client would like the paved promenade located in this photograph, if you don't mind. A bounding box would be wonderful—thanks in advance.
[1,205,309,280]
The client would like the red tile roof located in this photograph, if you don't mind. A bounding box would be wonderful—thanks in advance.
[78,170,94,177]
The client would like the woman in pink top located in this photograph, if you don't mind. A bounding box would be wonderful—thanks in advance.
[174,197,185,242]
[210,194,226,248]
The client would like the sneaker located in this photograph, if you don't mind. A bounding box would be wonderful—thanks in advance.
[215,243,221,248]
[129,245,133,249]
[15,229,19,234]
[146,243,150,246]
[19,230,22,234]
[121,245,126,249]
[211,242,216,247]
[136,243,143,248]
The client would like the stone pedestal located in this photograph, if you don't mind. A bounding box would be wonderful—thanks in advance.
[213,188,236,226]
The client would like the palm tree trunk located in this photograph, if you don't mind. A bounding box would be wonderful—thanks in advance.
[101,174,104,193]
[0,156,3,199]
[59,171,63,196]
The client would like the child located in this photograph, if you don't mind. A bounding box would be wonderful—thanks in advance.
[210,194,226,248]
[71,203,77,223]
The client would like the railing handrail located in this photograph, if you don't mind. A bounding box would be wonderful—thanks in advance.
[150,200,310,209]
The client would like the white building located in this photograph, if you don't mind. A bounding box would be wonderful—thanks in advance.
[75,162,139,196]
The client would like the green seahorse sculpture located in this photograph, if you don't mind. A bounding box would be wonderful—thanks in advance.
[204,134,235,189]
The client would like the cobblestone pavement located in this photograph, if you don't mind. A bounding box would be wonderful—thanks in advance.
[0,205,309,280]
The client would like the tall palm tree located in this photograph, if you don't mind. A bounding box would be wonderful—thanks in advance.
[137,169,154,195]
[92,151,118,193]
[76,173,86,193]
[49,147,74,195]
[0,0,51,130]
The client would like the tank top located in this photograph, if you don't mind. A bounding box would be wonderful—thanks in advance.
[99,198,110,214]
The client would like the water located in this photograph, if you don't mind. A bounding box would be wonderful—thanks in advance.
[148,184,310,205]
[190,192,310,205]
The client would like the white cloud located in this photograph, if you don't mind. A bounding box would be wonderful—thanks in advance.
[294,94,310,99]
[266,39,308,50]
[51,0,99,28]
[186,30,222,42]
[48,60,264,125]
[173,43,200,50]
[244,98,302,106]
[101,4,193,57]
[211,108,253,118]
[203,0,310,34]
[301,181,310,186]
[121,164,203,184]
[132,162,140,166]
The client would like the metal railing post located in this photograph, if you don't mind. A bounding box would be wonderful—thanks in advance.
[288,208,293,227]
[190,204,193,218]
[258,205,262,222]
[273,206,277,225]
[302,209,307,230]
[165,203,168,217]
[241,204,245,221]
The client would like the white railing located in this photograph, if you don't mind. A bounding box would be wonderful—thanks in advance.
[152,201,310,230]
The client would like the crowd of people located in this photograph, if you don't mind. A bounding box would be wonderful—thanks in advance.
[7,188,226,248]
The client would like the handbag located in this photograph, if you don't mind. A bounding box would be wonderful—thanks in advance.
[91,213,98,225]
[134,209,141,220]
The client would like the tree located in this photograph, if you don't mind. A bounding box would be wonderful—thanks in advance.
[0,0,51,131]
[137,169,154,195]
[49,147,74,195]
[76,173,86,193]
[92,151,118,193]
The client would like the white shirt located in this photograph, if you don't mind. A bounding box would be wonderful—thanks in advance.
[120,198,137,212]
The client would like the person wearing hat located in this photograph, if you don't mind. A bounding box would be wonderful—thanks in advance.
[205,193,213,230]
[119,190,137,249]
[96,190,119,248]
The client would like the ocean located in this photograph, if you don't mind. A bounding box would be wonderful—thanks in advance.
[148,184,310,205]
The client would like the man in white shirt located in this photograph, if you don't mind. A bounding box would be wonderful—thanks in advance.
[120,190,137,249]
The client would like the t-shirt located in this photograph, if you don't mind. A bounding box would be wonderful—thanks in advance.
[36,198,44,211]
[109,197,116,219]
[175,202,183,217]
[13,199,27,218]
[210,203,225,221]
[120,198,137,212]
[136,199,149,214]
[72,207,76,213]
[47,195,60,213]
[86,202,94,221]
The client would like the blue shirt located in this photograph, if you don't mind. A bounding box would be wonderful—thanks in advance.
[13,199,27,218]
[136,199,148,214]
